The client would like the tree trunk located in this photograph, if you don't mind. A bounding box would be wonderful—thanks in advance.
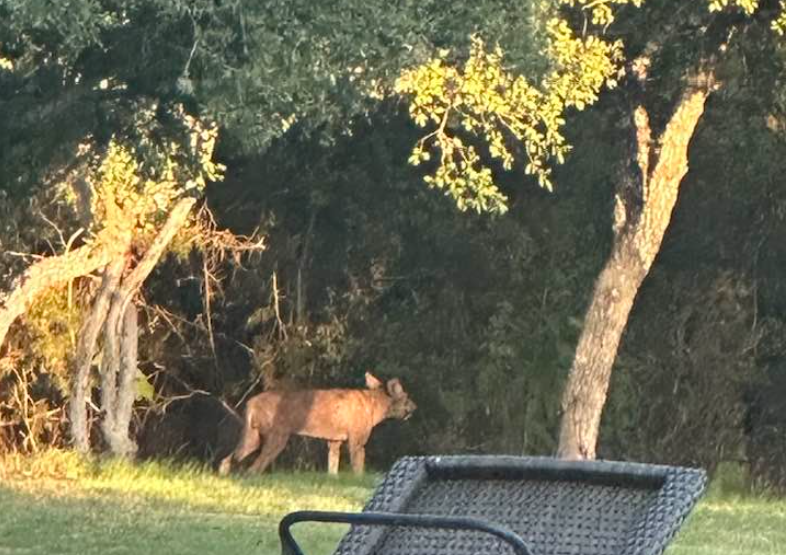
[99,297,139,458]
[295,211,316,326]
[0,213,134,453]
[557,235,647,459]
[99,197,195,457]
[69,257,127,452]
[0,224,132,351]
[99,288,123,453]
[557,84,712,460]
[116,302,138,447]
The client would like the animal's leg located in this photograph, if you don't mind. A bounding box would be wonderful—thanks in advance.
[234,425,262,461]
[218,424,261,475]
[348,438,367,474]
[218,455,233,475]
[327,440,342,475]
[248,433,290,474]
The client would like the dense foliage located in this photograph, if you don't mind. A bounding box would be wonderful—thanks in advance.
[142,98,786,485]
[1,0,785,488]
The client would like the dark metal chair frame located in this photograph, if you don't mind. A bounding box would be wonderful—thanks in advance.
[280,456,707,555]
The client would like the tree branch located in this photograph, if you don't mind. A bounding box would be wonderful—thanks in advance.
[0,223,133,353]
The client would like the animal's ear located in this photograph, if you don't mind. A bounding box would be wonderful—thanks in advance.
[386,379,404,397]
[365,372,384,389]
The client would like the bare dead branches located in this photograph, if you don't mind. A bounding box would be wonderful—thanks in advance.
[190,203,266,264]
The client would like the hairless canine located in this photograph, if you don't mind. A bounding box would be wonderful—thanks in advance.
[219,372,416,475]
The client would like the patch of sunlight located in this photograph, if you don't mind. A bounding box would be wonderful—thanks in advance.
[1,450,378,517]
[700,499,786,516]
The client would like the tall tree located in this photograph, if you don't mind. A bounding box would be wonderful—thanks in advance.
[394,0,786,458]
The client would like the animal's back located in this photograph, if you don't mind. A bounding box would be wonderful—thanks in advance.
[248,388,382,441]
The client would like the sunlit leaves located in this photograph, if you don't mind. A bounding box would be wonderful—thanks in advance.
[23,284,82,382]
[83,106,224,243]
[135,368,155,402]
[707,0,758,14]
[396,0,786,215]
[559,0,645,26]
[773,1,786,35]
[563,0,763,25]
[396,26,622,213]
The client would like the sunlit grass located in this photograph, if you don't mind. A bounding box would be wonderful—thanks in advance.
[0,450,378,555]
[1,449,376,514]
[667,497,786,555]
[1,451,785,555]
[666,462,786,555]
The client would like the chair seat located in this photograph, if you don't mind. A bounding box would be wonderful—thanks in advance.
[282,455,707,555]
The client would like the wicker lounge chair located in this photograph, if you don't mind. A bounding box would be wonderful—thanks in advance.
[280,455,707,555]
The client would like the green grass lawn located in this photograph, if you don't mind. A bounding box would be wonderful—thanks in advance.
[670,498,786,555]
[0,452,784,555]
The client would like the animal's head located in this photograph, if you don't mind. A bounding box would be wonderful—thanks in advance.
[365,372,417,420]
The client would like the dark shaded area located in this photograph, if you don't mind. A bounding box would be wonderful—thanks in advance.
[124,89,786,487]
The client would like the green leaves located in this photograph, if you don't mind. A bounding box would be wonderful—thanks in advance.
[773,1,786,35]
[135,368,155,402]
[395,0,786,215]
[0,0,109,60]
[707,0,758,14]
[1,0,555,201]
[395,25,622,212]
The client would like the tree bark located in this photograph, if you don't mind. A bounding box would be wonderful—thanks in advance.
[0,214,133,452]
[99,197,196,457]
[556,236,647,459]
[115,302,138,446]
[99,289,123,452]
[557,84,712,460]
[0,224,131,352]
[295,211,316,326]
[69,257,127,453]
[99,297,139,458]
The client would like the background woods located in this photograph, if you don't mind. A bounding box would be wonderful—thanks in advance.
[1,0,785,490]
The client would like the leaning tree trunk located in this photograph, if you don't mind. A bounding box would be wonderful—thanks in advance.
[99,197,195,457]
[0,193,194,456]
[0,218,133,453]
[69,257,128,452]
[0,222,133,351]
[557,80,713,460]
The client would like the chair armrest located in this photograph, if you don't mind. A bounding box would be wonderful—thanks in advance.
[279,510,534,555]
